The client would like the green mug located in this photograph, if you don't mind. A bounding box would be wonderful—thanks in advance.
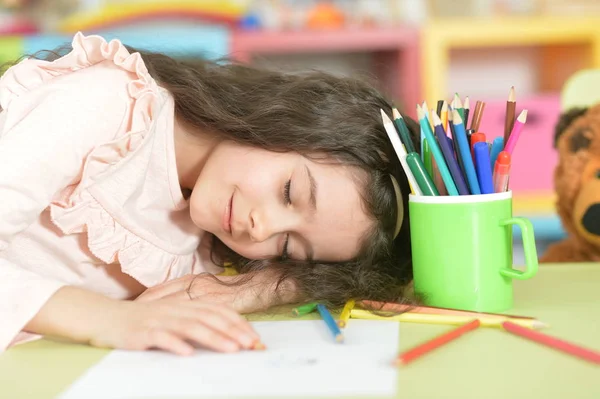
[409,191,538,313]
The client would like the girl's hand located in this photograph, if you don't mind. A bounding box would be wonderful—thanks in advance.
[136,272,299,314]
[91,298,261,356]
[136,274,270,314]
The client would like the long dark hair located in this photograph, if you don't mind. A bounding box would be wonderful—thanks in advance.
[2,40,420,307]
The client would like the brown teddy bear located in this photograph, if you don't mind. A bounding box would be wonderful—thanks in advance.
[540,104,600,262]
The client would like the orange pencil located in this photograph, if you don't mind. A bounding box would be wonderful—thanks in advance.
[395,320,481,366]
[502,321,600,365]
[503,86,516,144]
[469,132,486,159]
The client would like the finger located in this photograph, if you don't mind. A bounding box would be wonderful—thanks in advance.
[146,328,195,356]
[136,276,192,302]
[185,302,260,341]
[190,307,258,349]
[170,318,241,353]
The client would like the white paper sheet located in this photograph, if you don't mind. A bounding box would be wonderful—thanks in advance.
[60,319,399,398]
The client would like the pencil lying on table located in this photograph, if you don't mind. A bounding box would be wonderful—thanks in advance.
[317,304,344,343]
[395,319,481,366]
[350,309,547,330]
[502,321,600,365]
[337,299,355,328]
[359,300,535,320]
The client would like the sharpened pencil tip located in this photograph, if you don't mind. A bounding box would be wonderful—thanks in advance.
[335,334,345,343]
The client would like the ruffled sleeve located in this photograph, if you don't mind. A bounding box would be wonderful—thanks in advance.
[0,32,166,350]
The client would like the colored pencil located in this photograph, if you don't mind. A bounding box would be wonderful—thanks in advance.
[337,299,355,328]
[381,110,423,195]
[417,106,459,195]
[471,101,486,132]
[447,110,468,187]
[463,96,470,128]
[502,321,600,365]
[430,157,447,195]
[489,137,505,170]
[406,153,439,196]
[504,109,528,154]
[422,139,433,178]
[392,108,416,154]
[469,132,487,159]
[359,300,536,320]
[441,101,449,132]
[503,86,516,144]
[452,109,481,195]
[395,320,481,366]
[350,309,548,330]
[474,142,494,194]
[454,93,464,119]
[432,112,469,195]
[317,304,344,343]
[436,100,444,117]
[292,302,318,317]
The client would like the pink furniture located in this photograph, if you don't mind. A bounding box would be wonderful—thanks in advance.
[230,27,421,118]
[476,94,560,196]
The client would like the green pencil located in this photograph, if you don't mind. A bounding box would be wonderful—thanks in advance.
[422,139,433,179]
[392,108,416,154]
[292,302,318,317]
[406,153,439,196]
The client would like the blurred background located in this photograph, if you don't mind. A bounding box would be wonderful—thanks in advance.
[2,0,600,262]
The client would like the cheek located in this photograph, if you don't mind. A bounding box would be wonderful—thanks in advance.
[217,236,274,260]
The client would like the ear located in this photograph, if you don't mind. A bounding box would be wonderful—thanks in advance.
[554,107,588,149]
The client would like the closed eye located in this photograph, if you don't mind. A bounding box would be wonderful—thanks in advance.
[284,179,292,205]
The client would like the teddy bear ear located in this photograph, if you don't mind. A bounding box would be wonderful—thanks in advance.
[554,107,588,149]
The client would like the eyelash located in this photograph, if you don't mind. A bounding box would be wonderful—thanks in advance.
[281,179,292,259]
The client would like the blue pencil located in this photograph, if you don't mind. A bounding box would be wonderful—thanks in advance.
[489,137,504,170]
[317,304,344,343]
[474,142,494,194]
[452,109,481,195]
[417,106,459,196]
[431,112,469,195]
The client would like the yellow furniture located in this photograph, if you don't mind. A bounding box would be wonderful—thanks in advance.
[421,16,600,104]
[1,264,598,399]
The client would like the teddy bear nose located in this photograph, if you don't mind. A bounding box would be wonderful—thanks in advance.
[582,204,600,236]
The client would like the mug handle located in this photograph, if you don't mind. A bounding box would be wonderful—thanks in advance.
[498,217,539,280]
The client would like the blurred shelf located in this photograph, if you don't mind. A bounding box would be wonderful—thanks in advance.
[231,27,419,55]
[421,16,600,103]
[231,27,421,117]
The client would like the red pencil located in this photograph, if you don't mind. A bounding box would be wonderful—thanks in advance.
[395,319,481,366]
[502,321,600,365]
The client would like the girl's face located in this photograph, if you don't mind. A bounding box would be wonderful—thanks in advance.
[189,141,373,262]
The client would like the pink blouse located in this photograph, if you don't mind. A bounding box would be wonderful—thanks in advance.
[0,33,213,350]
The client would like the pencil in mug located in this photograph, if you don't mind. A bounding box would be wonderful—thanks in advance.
[504,109,527,154]
[431,112,469,195]
[447,110,468,187]
[452,109,481,195]
[453,93,464,119]
[337,299,355,328]
[463,96,470,128]
[471,100,486,132]
[504,86,516,144]
[359,300,536,320]
[391,108,416,153]
[395,319,481,366]
[350,309,548,330]
[417,105,459,195]
[317,304,344,343]
[381,110,423,195]
[502,321,600,365]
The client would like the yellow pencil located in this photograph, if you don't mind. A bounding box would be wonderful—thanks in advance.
[441,101,448,132]
[337,299,355,328]
[350,309,548,330]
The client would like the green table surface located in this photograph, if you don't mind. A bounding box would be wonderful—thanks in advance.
[1,263,599,399]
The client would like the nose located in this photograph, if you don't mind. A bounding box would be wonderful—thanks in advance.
[248,208,295,242]
[582,203,600,236]
[248,210,272,242]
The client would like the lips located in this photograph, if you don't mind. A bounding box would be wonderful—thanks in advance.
[222,193,233,234]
